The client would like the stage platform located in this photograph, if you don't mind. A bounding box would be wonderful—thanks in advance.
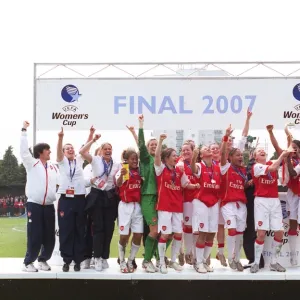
[2,258,300,300]
[1,258,300,280]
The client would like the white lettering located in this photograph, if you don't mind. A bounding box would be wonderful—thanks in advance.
[261,178,275,185]
[164,182,181,190]
[229,182,244,190]
[129,184,141,189]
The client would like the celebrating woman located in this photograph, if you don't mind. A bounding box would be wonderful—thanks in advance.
[176,142,198,265]
[128,115,159,273]
[191,146,221,273]
[155,134,199,274]
[267,124,300,266]
[220,125,248,272]
[116,148,143,273]
[250,147,292,273]
[56,127,87,272]
[79,134,121,272]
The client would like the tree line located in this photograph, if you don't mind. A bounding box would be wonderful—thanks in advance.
[0,146,26,187]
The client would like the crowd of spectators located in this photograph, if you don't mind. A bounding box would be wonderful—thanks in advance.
[0,195,27,217]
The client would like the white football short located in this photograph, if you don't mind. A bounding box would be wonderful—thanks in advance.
[118,201,144,235]
[221,201,247,232]
[286,189,300,221]
[254,197,283,231]
[183,202,193,226]
[158,211,183,234]
[192,200,219,233]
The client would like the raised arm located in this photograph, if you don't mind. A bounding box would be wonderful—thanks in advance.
[242,108,252,137]
[284,124,293,147]
[266,125,283,155]
[286,156,297,177]
[126,125,138,147]
[20,121,35,169]
[221,125,233,166]
[268,150,291,172]
[155,134,166,166]
[56,128,64,163]
[79,126,96,154]
[79,134,101,163]
[138,115,150,162]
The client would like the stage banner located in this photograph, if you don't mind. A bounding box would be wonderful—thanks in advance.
[36,79,300,130]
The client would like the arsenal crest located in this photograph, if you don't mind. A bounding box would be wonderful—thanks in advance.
[227,220,231,225]
[162,226,167,231]
[60,211,64,217]
[258,221,263,227]
[120,226,124,231]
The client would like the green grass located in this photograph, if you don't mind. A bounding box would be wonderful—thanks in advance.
[0,217,244,259]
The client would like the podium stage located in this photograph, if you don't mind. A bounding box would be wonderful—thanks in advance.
[1,258,300,300]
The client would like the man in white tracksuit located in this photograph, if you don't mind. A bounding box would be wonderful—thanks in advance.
[21,121,59,272]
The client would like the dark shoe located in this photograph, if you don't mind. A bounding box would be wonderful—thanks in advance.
[62,263,70,272]
[132,259,137,269]
[243,261,254,269]
[117,257,120,265]
[74,264,81,272]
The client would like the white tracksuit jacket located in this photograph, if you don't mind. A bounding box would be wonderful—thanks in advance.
[20,132,59,205]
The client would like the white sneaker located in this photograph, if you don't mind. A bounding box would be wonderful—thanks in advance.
[235,260,244,272]
[38,261,51,271]
[169,261,183,271]
[228,259,237,270]
[203,262,213,272]
[22,263,38,272]
[195,262,207,273]
[81,259,91,269]
[142,260,156,273]
[120,260,129,273]
[102,259,109,269]
[270,262,286,272]
[127,260,135,273]
[94,258,103,272]
[90,257,95,265]
[159,264,168,274]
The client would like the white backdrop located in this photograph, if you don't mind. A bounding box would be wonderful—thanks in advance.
[36,79,300,131]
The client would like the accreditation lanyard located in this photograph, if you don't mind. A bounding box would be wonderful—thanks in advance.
[69,159,76,182]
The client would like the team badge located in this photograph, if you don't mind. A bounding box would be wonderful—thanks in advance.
[185,217,189,222]
[227,220,231,225]
[200,223,204,228]
[258,221,263,226]
[27,211,31,217]
[60,211,64,217]
[162,226,167,231]
[120,226,124,231]
[152,217,157,223]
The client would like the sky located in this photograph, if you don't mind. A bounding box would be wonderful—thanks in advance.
[1,0,300,162]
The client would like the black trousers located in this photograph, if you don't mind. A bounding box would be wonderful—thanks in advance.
[58,194,86,265]
[84,213,94,259]
[243,187,264,267]
[24,202,55,265]
[87,188,118,259]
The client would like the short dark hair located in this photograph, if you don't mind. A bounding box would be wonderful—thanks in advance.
[33,143,50,159]
[161,148,176,163]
